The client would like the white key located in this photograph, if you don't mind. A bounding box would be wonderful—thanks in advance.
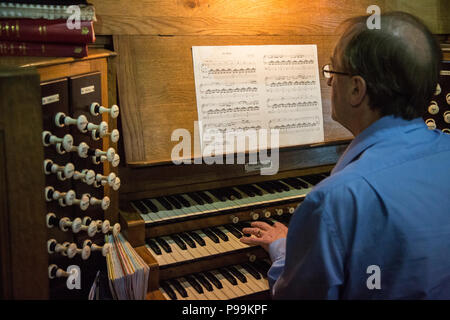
[236,265,266,293]
[200,272,229,300]
[211,270,245,299]
[193,274,220,300]
[196,230,226,255]
[217,226,246,250]
[178,277,202,300]
[162,236,193,263]
[145,244,168,266]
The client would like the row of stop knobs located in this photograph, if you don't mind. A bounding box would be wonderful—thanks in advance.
[230,206,296,224]
[45,187,111,210]
[42,131,120,166]
[44,158,120,189]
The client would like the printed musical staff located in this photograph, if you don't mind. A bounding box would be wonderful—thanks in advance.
[192,45,325,155]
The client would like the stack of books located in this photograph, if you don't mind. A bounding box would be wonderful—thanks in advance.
[0,0,96,57]
[105,233,150,300]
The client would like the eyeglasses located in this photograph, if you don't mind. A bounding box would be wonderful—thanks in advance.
[322,64,351,79]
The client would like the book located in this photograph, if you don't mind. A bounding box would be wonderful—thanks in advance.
[0,2,96,21]
[106,234,150,300]
[0,19,95,44]
[1,1,88,4]
[0,40,87,57]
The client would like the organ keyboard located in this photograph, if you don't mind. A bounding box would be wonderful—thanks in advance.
[159,259,272,300]
[131,173,329,225]
[120,168,333,300]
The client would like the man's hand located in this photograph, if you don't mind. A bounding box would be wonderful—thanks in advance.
[240,221,288,252]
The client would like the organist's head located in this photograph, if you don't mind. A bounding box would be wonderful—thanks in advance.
[325,11,442,136]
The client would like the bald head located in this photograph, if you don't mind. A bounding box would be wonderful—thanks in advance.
[335,12,442,119]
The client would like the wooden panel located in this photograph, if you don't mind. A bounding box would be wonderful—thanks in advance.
[118,144,346,201]
[0,67,49,299]
[92,0,450,36]
[386,0,450,34]
[115,34,352,165]
[0,130,11,299]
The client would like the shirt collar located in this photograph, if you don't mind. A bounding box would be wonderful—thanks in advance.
[331,115,426,175]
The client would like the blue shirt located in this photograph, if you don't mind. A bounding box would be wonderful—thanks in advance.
[268,115,450,299]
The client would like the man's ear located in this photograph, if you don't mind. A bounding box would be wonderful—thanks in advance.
[350,75,367,107]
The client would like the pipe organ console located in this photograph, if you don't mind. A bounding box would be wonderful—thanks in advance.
[0,50,120,299]
[0,38,448,301]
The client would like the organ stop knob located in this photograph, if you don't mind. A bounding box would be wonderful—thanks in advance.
[90,102,119,119]
[42,131,73,152]
[86,121,109,136]
[43,159,75,180]
[54,112,88,132]
[83,239,113,256]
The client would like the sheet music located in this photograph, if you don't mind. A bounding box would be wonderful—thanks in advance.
[192,45,324,154]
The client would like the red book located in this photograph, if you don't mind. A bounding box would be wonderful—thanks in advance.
[0,41,88,57]
[0,19,95,44]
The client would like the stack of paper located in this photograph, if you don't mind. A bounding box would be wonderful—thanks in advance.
[105,233,150,300]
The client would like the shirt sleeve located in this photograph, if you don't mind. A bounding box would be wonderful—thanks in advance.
[270,191,346,299]
[267,237,286,289]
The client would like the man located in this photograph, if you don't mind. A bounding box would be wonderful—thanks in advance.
[240,12,450,299]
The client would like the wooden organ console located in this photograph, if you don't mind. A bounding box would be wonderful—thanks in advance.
[0,0,449,301]
[0,49,120,299]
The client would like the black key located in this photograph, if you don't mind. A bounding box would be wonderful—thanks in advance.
[210,227,228,241]
[197,191,213,204]
[236,222,251,237]
[170,234,187,250]
[174,194,191,207]
[266,181,283,193]
[204,271,223,289]
[248,184,263,196]
[256,182,275,194]
[228,188,242,199]
[155,197,172,210]
[132,200,148,214]
[169,279,188,298]
[164,195,182,209]
[281,178,302,190]
[218,268,237,286]
[227,266,247,283]
[161,281,177,300]
[210,189,227,202]
[194,273,213,291]
[301,174,323,185]
[188,231,206,246]
[187,192,204,206]
[250,261,268,279]
[236,185,255,197]
[203,228,220,243]
[294,178,309,189]
[179,232,196,248]
[241,263,261,280]
[222,188,236,200]
[156,237,172,253]
[146,239,162,255]
[223,224,242,239]
[142,199,158,213]
[273,180,290,192]
[185,275,203,294]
